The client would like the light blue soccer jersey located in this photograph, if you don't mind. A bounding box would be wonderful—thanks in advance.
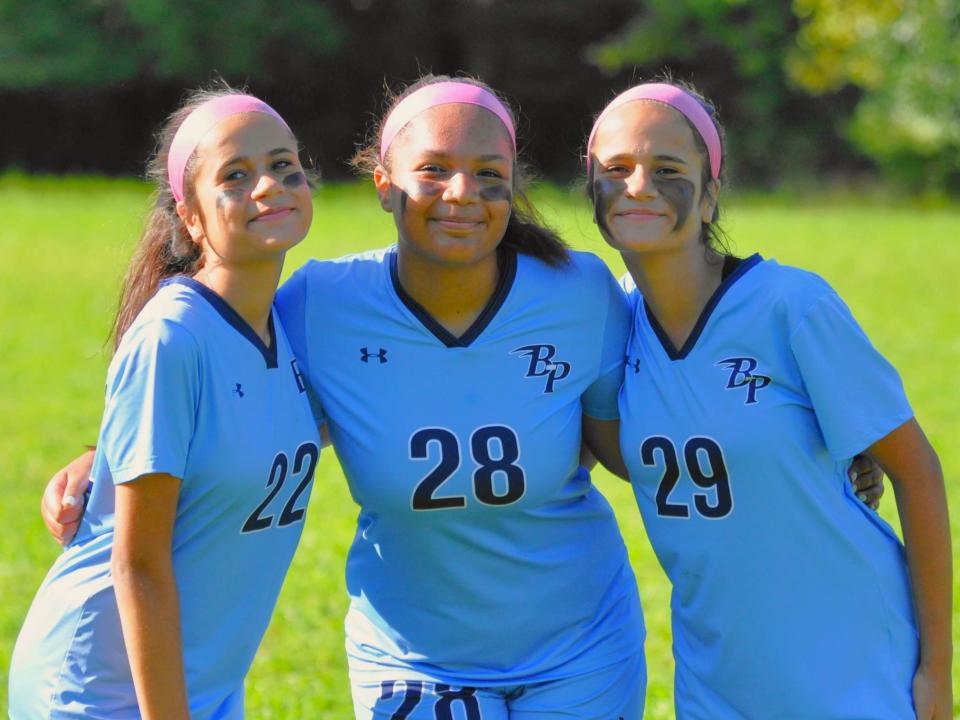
[9,277,321,719]
[276,247,645,685]
[619,255,918,719]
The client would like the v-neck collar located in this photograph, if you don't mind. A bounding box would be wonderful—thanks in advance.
[389,247,518,348]
[644,253,762,360]
[162,276,278,368]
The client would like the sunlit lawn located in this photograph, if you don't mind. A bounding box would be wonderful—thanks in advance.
[1,175,957,717]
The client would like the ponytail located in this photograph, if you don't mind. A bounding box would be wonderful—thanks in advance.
[111,82,246,349]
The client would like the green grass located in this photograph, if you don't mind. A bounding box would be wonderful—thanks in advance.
[1,175,957,717]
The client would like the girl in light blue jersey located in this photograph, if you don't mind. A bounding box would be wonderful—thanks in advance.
[10,86,321,718]
[586,79,952,718]
[278,74,647,719]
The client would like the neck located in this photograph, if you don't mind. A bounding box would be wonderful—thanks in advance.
[621,244,724,351]
[194,256,285,344]
[396,247,500,338]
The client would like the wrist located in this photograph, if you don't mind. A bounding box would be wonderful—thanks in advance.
[918,647,953,675]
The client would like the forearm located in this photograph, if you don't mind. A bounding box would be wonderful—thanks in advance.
[869,420,953,673]
[113,555,190,719]
[891,460,953,670]
[582,417,629,480]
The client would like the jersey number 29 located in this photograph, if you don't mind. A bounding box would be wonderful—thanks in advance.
[641,435,733,519]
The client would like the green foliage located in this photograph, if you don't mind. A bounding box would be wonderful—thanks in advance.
[787,0,960,192]
[1,177,958,716]
[584,0,814,183]
[0,0,340,87]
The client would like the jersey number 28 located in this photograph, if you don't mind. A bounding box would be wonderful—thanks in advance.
[410,425,525,510]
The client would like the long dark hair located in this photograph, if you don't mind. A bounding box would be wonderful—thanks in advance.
[112,82,246,349]
[352,74,569,266]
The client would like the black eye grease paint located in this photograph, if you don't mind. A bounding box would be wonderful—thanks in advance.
[479,185,512,203]
[590,166,620,241]
[653,175,695,230]
[216,187,246,211]
[282,171,306,188]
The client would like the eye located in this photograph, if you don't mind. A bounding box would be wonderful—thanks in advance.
[417,163,445,174]
[603,164,630,175]
[478,168,504,179]
[655,166,681,177]
[272,158,294,171]
[223,169,247,182]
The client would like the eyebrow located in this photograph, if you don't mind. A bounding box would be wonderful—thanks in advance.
[600,152,689,165]
[417,151,509,162]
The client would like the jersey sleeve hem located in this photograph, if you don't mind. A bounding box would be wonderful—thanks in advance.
[825,409,915,462]
[111,460,186,485]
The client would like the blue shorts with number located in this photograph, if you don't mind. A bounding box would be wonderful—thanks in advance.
[351,651,645,720]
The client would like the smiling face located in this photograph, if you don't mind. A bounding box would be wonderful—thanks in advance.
[589,101,718,259]
[374,103,514,269]
[178,112,312,265]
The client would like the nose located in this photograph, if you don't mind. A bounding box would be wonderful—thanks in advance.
[251,168,283,199]
[442,171,478,204]
[625,165,655,199]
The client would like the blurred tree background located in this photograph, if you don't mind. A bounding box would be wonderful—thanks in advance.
[0,0,957,193]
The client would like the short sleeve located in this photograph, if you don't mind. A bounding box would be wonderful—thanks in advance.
[276,265,326,424]
[790,291,913,460]
[582,268,632,420]
[100,319,201,484]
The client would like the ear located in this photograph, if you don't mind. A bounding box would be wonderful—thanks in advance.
[700,178,721,224]
[372,165,395,213]
[176,199,205,245]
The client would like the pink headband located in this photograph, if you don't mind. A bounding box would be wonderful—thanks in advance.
[379,81,517,161]
[586,83,721,180]
[167,94,291,202]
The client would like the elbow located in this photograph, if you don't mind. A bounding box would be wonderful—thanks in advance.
[111,544,172,589]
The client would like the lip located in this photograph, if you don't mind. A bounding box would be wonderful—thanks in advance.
[430,217,484,229]
[615,208,665,219]
[250,207,294,222]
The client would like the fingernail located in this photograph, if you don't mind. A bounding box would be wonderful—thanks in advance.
[62,495,78,508]
[856,493,867,503]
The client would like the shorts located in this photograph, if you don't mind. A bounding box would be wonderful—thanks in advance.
[350,651,646,720]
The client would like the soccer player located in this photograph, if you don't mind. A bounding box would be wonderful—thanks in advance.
[9,88,321,719]
[277,75,647,718]
[586,80,953,718]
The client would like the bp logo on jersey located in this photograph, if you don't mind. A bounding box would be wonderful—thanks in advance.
[716,356,771,405]
[510,344,570,394]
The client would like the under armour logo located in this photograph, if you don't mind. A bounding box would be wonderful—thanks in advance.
[625,355,641,374]
[290,359,306,393]
[716,357,771,405]
[360,347,388,364]
[233,383,244,398]
[510,344,571,394]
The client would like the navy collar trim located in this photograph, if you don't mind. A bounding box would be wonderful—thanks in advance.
[161,276,278,368]
[645,253,762,361]
[389,248,518,348]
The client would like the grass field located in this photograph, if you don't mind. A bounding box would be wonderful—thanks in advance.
[1,174,957,717]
